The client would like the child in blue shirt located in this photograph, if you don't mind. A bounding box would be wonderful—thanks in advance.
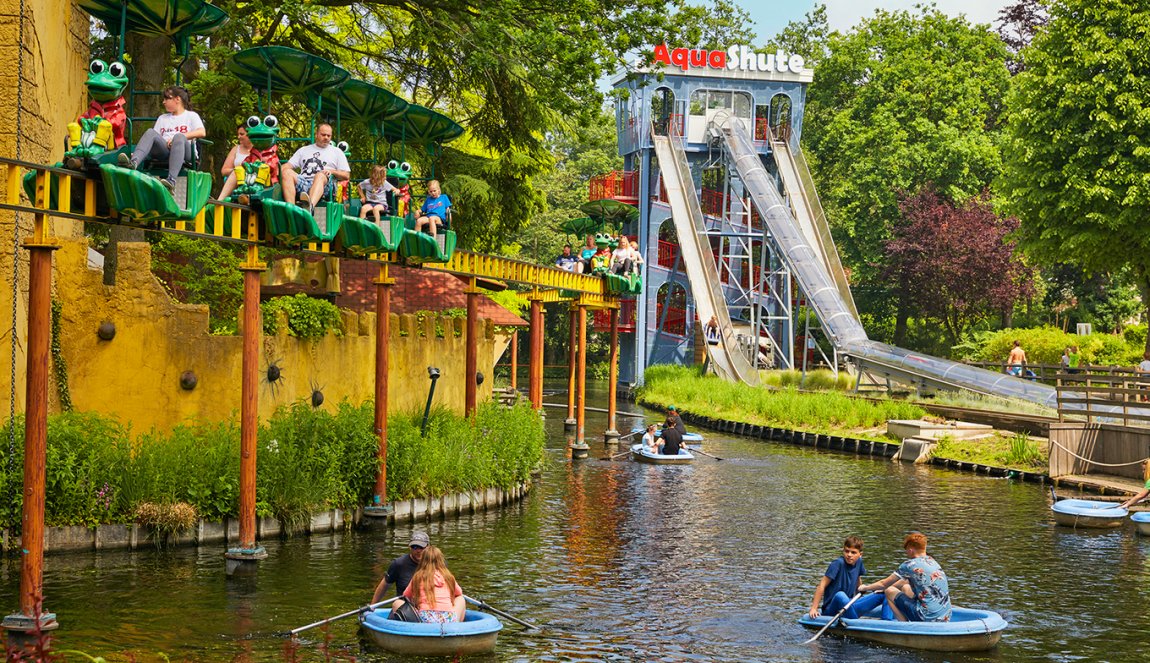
[809,535,884,619]
[415,179,451,236]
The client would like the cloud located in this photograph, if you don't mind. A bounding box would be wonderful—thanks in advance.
[824,0,1012,31]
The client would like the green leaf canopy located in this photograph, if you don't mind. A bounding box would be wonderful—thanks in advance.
[579,198,639,227]
[559,217,604,237]
[227,46,350,99]
[79,0,228,53]
[379,104,464,145]
[320,79,409,127]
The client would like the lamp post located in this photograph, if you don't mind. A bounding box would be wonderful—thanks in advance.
[421,366,441,436]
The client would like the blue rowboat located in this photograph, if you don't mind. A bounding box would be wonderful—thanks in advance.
[360,609,502,656]
[631,427,704,443]
[1051,498,1128,529]
[630,443,694,465]
[798,605,1006,652]
[1131,511,1150,535]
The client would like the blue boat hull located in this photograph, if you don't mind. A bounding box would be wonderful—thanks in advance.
[1052,499,1128,528]
[360,609,501,656]
[630,443,694,465]
[799,605,1006,652]
[1131,511,1150,535]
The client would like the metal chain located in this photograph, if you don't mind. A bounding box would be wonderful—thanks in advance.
[8,0,27,465]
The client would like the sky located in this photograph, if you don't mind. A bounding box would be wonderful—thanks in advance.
[747,0,1015,42]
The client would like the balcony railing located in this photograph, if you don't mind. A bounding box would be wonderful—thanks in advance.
[655,304,688,336]
[656,240,678,268]
[589,170,640,205]
[701,188,726,217]
[592,299,637,333]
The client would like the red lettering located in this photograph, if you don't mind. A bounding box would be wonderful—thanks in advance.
[709,50,726,69]
[670,48,689,71]
[689,49,707,68]
[653,43,671,66]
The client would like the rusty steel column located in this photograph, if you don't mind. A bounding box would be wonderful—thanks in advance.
[4,215,60,637]
[564,305,577,433]
[367,264,394,517]
[605,307,621,444]
[226,226,267,568]
[572,303,589,458]
[465,277,479,417]
[529,296,543,409]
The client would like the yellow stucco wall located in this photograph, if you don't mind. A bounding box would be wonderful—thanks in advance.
[0,0,87,414]
[51,238,496,431]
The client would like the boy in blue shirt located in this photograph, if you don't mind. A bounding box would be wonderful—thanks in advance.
[415,179,451,236]
[809,535,884,619]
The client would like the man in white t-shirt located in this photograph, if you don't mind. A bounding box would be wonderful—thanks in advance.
[281,123,350,211]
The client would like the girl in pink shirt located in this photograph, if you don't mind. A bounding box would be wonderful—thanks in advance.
[401,545,466,623]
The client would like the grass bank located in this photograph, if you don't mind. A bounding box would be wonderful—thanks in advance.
[0,401,545,533]
[640,365,925,438]
[932,432,1048,472]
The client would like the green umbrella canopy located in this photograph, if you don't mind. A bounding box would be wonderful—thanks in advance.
[227,46,349,100]
[79,0,227,54]
[378,103,464,145]
[560,217,605,237]
[579,198,640,227]
[320,79,408,127]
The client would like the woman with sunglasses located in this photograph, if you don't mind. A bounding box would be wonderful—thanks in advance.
[118,86,205,192]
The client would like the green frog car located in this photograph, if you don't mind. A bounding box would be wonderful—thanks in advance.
[65,59,130,166]
[395,162,457,265]
[336,158,408,256]
[232,115,281,199]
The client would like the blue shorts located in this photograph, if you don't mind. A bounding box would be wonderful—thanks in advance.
[296,174,336,197]
[894,594,924,621]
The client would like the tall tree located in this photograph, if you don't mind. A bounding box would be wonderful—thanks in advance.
[800,6,1011,345]
[763,4,830,68]
[996,0,1049,74]
[884,188,1036,346]
[1000,0,1150,352]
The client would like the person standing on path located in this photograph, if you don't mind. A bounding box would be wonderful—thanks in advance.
[371,531,430,603]
[1006,340,1027,377]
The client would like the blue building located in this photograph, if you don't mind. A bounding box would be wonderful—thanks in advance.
[599,45,822,386]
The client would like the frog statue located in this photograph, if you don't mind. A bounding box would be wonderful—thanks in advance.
[64,59,129,169]
[590,232,613,275]
[386,159,413,217]
[233,114,281,200]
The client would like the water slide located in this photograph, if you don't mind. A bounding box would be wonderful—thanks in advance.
[710,115,1060,409]
[651,132,760,386]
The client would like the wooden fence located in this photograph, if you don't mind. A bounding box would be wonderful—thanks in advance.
[1054,368,1150,428]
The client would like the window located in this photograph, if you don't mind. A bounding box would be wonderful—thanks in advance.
[689,90,706,116]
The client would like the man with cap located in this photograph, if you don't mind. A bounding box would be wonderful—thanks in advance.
[664,406,686,436]
[371,530,430,603]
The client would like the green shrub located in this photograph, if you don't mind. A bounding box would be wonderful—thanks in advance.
[262,294,344,339]
[761,369,856,391]
[640,365,921,434]
[1001,433,1043,467]
[971,326,1142,367]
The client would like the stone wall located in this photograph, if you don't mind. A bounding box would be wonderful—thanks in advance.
[51,237,495,431]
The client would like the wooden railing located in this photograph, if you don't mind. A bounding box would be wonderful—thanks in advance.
[1054,368,1150,427]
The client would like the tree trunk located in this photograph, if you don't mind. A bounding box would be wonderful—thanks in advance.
[1001,305,1013,329]
[893,297,909,346]
[1132,266,1150,356]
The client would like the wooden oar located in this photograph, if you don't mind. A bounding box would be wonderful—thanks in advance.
[290,596,399,636]
[803,592,863,644]
[600,449,632,461]
[689,447,723,461]
[464,595,539,630]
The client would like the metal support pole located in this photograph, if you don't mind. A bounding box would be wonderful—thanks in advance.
[572,303,589,458]
[367,264,394,518]
[605,307,620,444]
[564,305,577,433]
[529,296,543,410]
[465,277,479,417]
[510,330,518,391]
[4,219,59,638]
[226,231,267,567]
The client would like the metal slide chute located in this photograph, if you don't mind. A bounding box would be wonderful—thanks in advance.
[714,114,1060,408]
[651,132,759,386]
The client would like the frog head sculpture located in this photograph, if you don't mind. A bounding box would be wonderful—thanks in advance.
[594,232,612,249]
[86,59,129,103]
[387,160,413,187]
[244,114,279,150]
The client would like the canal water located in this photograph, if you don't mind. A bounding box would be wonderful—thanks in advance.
[4,387,1150,662]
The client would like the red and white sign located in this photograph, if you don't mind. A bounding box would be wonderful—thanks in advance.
[653,44,806,75]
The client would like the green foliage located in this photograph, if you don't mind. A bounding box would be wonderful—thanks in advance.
[50,300,73,412]
[763,3,829,67]
[151,234,244,334]
[640,365,923,435]
[1001,0,1150,327]
[761,369,856,391]
[261,294,344,339]
[483,289,527,320]
[0,402,544,531]
[1003,432,1043,467]
[802,6,1010,343]
[967,326,1143,367]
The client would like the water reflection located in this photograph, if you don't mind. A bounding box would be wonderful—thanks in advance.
[4,387,1150,661]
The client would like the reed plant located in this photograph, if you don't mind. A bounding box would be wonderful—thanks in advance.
[760,369,856,391]
[640,365,924,435]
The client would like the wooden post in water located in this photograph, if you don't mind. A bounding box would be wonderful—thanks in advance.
[529,295,543,410]
[605,307,620,444]
[4,212,59,638]
[564,305,577,433]
[368,264,394,515]
[226,229,267,567]
[573,302,589,458]
[509,331,518,391]
[465,277,479,417]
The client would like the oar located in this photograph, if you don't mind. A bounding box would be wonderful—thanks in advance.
[690,447,723,461]
[290,596,399,636]
[600,449,632,460]
[803,592,864,644]
[464,595,539,630]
